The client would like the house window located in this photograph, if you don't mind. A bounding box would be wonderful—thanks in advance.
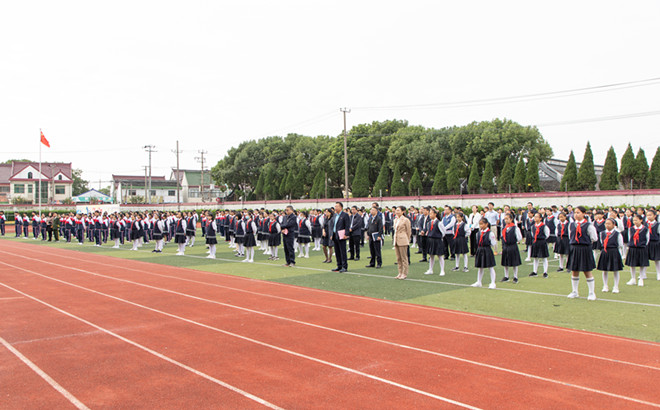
[128,190,137,196]
[150,190,156,196]
[0,186,9,193]
[27,184,33,193]
[168,190,175,196]
[55,185,65,195]
[14,184,25,193]
[27,172,33,179]
[58,175,63,180]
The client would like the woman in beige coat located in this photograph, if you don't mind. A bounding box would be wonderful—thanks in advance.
[393,205,412,279]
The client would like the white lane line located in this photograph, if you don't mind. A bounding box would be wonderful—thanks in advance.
[0,281,283,410]
[1,260,658,408]
[0,335,89,410]
[10,243,660,348]
[9,247,656,371]
[0,296,24,301]
[0,275,480,410]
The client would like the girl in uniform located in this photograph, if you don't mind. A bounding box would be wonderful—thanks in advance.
[500,213,523,283]
[592,211,606,261]
[297,211,312,259]
[174,212,187,255]
[524,212,534,261]
[110,214,122,248]
[234,213,245,258]
[241,213,257,263]
[625,214,649,286]
[545,208,557,259]
[321,208,334,264]
[450,212,470,272]
[311,210,323,251]
[205,211,218,259]
[554,212,570,272]
[566,206,598,300]
[424,208,446,276]
[598,218,624,293]
[529,212,550,278]
[267,212,281,260]
[646,210,660,281]
[14,212,21,237]
[130,215,142,251]
[152,212,165,253]
[186,212,196,247]
[471,218,498,289]
[621,208,634,258]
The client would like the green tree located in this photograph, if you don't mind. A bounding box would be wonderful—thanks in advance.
[408,168,422,196]
[467,158,480,194]
[351,158,370,198]
[560,151,578,191]
[431,160,448,195]
[446,155,461,194]
[72,168,89,196]
[513,155,527,193]
[263,165,279,200]
[648,147,660,189]
[577,142,597,191]
[254,172,265,199]
[633,148,649,189]
[498,156,514,193]
[310,169,325,199]
[278,172,288,198]
[373,162,390,197]
[599,146,619,191]
[390,165,407,196]
[619,143,635,189]
[525,155,541,192]
[481,157,495,193]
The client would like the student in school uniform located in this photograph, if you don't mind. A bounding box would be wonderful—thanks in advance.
[31,212,40,239]
[110,214,122,248]
[321,208,334,264]
[625,214,649,286]
[173,212,187,255]
[129,215,141,251]
[646,210,660,281]
[554,212,570,272]
[523,211,535,261]
[544,208,558,259]
[500,212,523,283]
[233,213,246,258]
[471,218,498,289]
[310,209,323,252]
[424,208,446,276]
[450,212,470,272]
[566,206,598,300]
[592,211,606,259]
[348,206,362,261]
[267,212,281,261]
[203,211,218,259]
[14,212,22,237]
[241,213,258,263]
[441,206,456,260]
[467,206,481,256]
[529,212,550,278]
[621,209,634,257]
[409,207,419,250]
[598,218,625,294]
[0,211,5,236]
[294,211,311,259]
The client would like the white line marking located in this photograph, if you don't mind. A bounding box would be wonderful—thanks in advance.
[2,260,659,407]
[0,281,283,410]
[8,242,660,348]
[0,276,480,410]
[0,335,89,410]
[0,296,24,301]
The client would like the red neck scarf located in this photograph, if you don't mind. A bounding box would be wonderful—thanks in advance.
[454,223,461,239]
[560,222,566,237]
[603,231,612,251]
[534,223,544,243]
[479,229,490,246]
[633,226,642,246]
[575,220,585,241]
[503,223,515,243]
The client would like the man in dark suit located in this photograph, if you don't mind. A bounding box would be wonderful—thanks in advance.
[331,202,351,272]
[366,206,383,268]
[348,205,363,261]
[280,206,297,267]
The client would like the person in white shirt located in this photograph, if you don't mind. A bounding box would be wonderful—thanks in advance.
[471,218,498,289]
[467,205,481,256]
[597,218,625,293]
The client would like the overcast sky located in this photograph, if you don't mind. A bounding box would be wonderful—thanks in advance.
[1,1,659,189]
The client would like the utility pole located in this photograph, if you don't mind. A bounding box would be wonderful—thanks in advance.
[143,145,156,203]
[195,150,208,202]
[142,166,148,204]
[340,108,350,203]
[172,141,182,210]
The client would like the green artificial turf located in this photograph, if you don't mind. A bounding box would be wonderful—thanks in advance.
[3,234,659,342]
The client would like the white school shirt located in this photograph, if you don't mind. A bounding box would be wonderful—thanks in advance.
[532,223,550,240]
[467,212,481,230]
[600,228,625,258]
[478,228,498,252]
[567,220,598,243]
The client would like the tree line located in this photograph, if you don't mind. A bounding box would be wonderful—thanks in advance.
[210,118,660,200]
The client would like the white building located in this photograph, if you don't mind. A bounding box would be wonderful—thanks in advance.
[111,175,179,204]
[0,161,73,204]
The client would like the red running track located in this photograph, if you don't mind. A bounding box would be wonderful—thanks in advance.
[0,240,659,409]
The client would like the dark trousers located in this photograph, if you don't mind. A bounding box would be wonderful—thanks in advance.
[33,225,39,238]
[368,239,382,266]
[23,225,29,237]
[15,224,20,237]
[47,226,53,241]
[443,236,455,259]
[76,227,84,243]
[95,228,102,245]
[333,237,348,270]
[470,229,478,256]
[283,235,295,265]
[349,235,360,259]
[419,235,428,259]
[53,228,60,241]
[0,223,4,235]
[41,227,47,240]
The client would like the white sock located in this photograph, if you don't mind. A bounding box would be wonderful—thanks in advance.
[191,236,195,246]
[533,259,539,272]
[429,257,435,271]
[455,257,460,268]
[602,271,609,287]
[439,256,445,275]
[504,267,509,278]
[513,266,518,279]
[572,276,579,293]
[587,277,595,295]
[274,247,278,258]
[631,267,637,281]
[640,267,647,279]
[477,268,484,284]
[656,261,660,278]
[489,267,496,285]
[210,244,216,257]
[558,254,564,269]
[527,249,531,259]
[305,243,309,257]
[613,271,620,288]
[464,254,469,269]
[543,258,548,274]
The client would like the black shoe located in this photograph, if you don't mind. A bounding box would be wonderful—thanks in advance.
[152,250,157,253]
[355,258,360,261]
[557,268,564,272]
[529,272,538,277]
[543,272,548,278]
[500,277,509,282]
[376,265,382,269]
[332,268,340,272]
[366,264,375,268]
[451,267,459,272]
[513,277,519,284]
[419,259,428,263]
[348,257,355,261]
[339,268,347,273]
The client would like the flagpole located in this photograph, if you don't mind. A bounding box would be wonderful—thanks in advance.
[39,128,42,219]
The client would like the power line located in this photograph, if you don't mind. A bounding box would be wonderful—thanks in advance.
[353,76,660,111]
[534,109,660,127]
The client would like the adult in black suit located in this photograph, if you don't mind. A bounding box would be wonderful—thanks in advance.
[280,206,297,267]
[366,206,383,268]
[331,202,351,272]
[348,206,363,261]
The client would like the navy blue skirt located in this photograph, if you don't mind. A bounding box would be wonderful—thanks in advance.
[454,236,469,255]
[426,237,445,256]
[626,247,649,267]
[554,237,570,255]
[243,234,256,247]
[597,249,624,271]
[648,241,660,261]
[531,240,549,258]
[475,246,496,268]
[501,244,522,267]
[268,233,281,247]
[567,244,596,272]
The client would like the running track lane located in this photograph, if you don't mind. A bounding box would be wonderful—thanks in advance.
[1,242,660,408]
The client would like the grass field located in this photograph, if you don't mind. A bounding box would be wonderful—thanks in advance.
[2,233,659,343]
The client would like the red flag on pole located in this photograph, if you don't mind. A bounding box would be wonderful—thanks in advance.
[40,131,50,148]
